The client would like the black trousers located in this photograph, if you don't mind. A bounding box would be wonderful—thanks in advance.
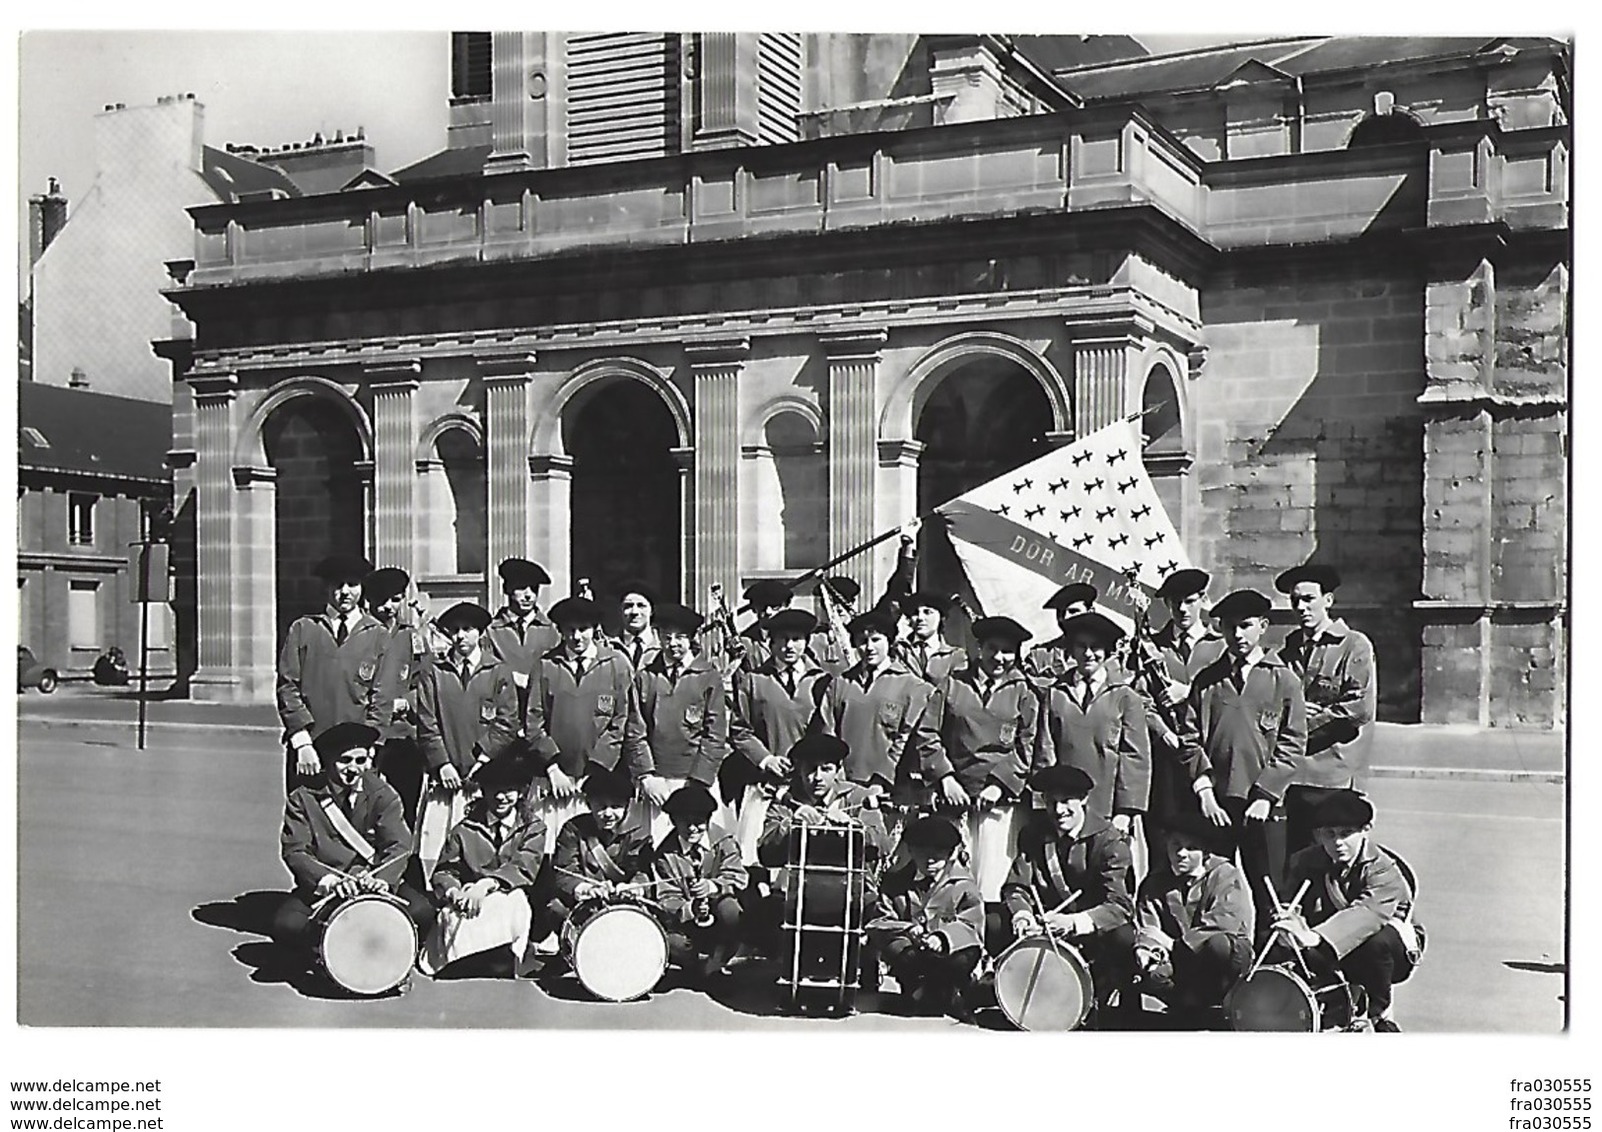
[1270,924,1412,1019]
[1140,933,1253,1010]
[1206,797,1287,937]
[376,737,426,826]
[269,885,435,957]
[662,895,743,969]
[882,937,981,999]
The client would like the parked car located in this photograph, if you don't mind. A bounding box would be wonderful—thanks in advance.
[17,646,58,694]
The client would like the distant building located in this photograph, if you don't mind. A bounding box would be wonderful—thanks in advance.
[18,382,175,682]
[161,33,1568,728]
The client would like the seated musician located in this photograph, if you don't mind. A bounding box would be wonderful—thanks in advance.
[638,785,748,983]
[548,768,651,930]
[417,752,547,979]
[1270,789,1418,1033]
[1133,810,1255,1020]
[1000,765,1136,1027]
[271,722,433,983]
[866,816,985,1019]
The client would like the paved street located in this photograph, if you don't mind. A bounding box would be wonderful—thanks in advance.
[15,709,1565,1032]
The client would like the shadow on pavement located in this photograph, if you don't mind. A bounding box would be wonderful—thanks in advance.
[1504,960,1565,975]
[192,890,284,937]
[230,941,352,1000]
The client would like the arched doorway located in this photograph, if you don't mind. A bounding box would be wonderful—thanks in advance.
[915,356,1054,611]
[263,398,366,639]
[564,380,682,613]
[417,424,487,579]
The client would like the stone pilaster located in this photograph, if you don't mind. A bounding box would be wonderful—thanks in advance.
[188,368,239,701]
[690,33,760,149]
[367,361,421,574]
[1070,335,1141,438]
[528,454,574,600]
[481,355,536,574]
[875,438,924,592]
[824,329,887,599]
[670,448,696,605]
[229,464,278,700]
[487,33,562,170]
[685,339,747,609]
[414,457,452,578]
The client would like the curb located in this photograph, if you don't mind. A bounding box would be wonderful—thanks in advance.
[20,716,282,736]
[1367,765,1565,784]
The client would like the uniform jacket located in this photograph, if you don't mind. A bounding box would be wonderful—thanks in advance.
[276,610,392,739]
[757,780,894,871]
[729,658,833,772]
[280,772,412,897]
[373,621,424,742]
[414,650,520,774]
[550,814,650,904]
[611,629,662,674]
[1140,623,1228,820]
[640,830,748,926]
[1286,838,1412,959]
[1001,812,1134,934]
[868,860,985,954]
[1135,853,1255,953]
[1038,667,1152,819]
[1144,622,1228,742]
[1179,652,1309,803]
[898,639,968,684]
[484,607,561,676]
[1278,618,1376,788]
[524,643,651,780]
[431,809,547,898]
[635,653,728,785]
[819,660,941,788]
[926,664,1041,799]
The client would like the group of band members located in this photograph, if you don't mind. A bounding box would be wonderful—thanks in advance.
[272,534,1419,1030]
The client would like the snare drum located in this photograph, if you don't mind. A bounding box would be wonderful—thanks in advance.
[994,935,1095,1031]
[1225,963,1358,1032]
[312,892,417,997]
[559,900,668,1003]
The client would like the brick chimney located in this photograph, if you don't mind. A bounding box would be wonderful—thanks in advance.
[250,129,377,194]
[93,94,206,193]
[28,177,68,267]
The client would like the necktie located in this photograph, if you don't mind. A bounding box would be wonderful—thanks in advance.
[631,640,642,667]
[335,619,349,646]
[782,670,796,697]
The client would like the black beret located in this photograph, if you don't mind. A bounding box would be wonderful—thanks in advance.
[1307,789,1374,830]
[1160,807,1219,845]
[902,590,955,616]
[765,609,819,638]
[744,579,794,609]
[1031,764,1095,799]
[548,596,602,628]
[312,721,379,762]
[498,558,551,589]
[651,602,705,635]
[823,576,861,604]
[617,580,656,605]
[1045,583,1098,611]
[437,601,492,633]
[846,609,899,640]
[1155,568,1210,602]
[1275,564,1342,594]
[971,616,1031,648]
[581,766,635,801]
[663,784,718,821]
[477,752,533,791]
[316,553,373,584]
[362,567,410,604]
[788,733,849,769]
[901,816,962,853]
[1061,611,1125,648]
[1210,589,1273,623]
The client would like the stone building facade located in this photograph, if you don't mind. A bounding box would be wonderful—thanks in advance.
[160,34,1568,727]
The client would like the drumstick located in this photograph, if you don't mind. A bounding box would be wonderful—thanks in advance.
[1244,878,1315,982]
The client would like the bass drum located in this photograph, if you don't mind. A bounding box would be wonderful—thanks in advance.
[1225,963,1358,1033]
[993,936,1095,1032]
[560,900,668,1003]
[312,892,417,997]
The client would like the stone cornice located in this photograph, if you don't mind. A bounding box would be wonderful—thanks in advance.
[682,338,752,367]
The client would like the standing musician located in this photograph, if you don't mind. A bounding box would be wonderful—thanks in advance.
[923,615,1041,903]
[365,566,427,824]
[1037,610,1151,842]
[613,581,661,672]
[270,722,433,978]
[412,601,520,880]
[1135,568,1227,867]
[418,752,547,979]
[277,553,391,793]
[1274,789,1417,1032]
[548,768,652,931]
[1274,564,1377,859]
[1023,582,1099,682]
[898,590,967,683]
[1000,765,1136,1027]
[866,816,985,1019]
[818,607,943,818]
[639,785,748,983]
[735,579,797,673]
[1178,589,1309,936]
[522,596,661,853]
[631,602,732,843]
[485,557,560,719]
[1133,810,1255,1020]
[726,608,833,861]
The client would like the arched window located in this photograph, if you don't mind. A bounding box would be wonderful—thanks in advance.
[1347,111,1426,148]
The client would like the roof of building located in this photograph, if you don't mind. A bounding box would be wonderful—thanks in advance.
[18,381,171,484]
[200,145,303,202]
[1011,35,1149,73]
[392,144,493,184]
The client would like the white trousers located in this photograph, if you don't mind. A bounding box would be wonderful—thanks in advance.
[416,889,533,976]
[416,782,478,882]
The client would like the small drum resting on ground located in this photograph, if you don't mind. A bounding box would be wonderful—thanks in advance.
[994,935,1095,1031]
[560,900,668,1003]
[312,892,417,997]
[1225,963,1359,1032]
[781,823,868,1013]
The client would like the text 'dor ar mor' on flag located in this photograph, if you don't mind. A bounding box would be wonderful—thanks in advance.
[934,419,1191,641]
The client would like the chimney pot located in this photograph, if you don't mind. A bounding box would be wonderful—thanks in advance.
[69,366,89,389]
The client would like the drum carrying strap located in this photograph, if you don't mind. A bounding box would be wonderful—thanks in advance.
[582,833,628,884]
[319,795,377,865]
[1043,841,1074,910]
